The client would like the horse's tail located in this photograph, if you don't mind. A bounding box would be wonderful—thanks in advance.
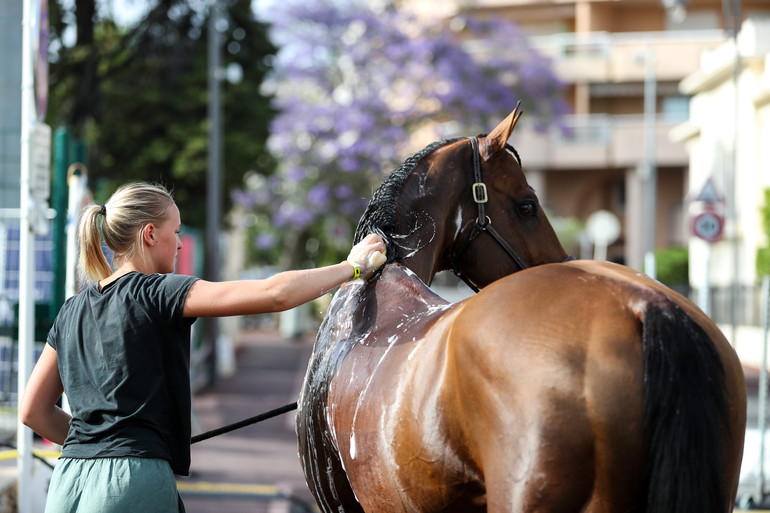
[641,297,730,513]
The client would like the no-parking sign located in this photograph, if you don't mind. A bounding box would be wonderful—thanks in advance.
[692,210,724,243]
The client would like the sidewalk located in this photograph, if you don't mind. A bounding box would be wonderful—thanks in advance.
[182,330,318,513]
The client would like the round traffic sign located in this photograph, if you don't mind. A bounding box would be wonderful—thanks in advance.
[692,211,724,243]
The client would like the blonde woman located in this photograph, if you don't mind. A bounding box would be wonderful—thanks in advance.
[20,182,385,512]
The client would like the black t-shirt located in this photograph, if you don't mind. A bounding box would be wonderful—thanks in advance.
[47,272,199,475]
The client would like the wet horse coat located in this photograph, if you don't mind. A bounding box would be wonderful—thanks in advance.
[296,109,747,513]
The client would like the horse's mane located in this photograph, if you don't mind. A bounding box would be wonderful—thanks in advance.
[353,138,462,258]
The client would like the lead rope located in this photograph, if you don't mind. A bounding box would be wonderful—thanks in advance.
[191,401,298,444]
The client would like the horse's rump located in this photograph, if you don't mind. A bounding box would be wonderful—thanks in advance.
[439,261,745,512]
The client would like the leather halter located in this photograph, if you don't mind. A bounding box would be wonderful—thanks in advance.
[451,137,572,292]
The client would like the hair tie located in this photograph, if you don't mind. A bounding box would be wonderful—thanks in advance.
[99,205,106,217]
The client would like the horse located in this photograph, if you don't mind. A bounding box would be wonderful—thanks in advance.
[295,105,747,513]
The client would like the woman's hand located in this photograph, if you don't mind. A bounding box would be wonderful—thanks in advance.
[346,234,387,278]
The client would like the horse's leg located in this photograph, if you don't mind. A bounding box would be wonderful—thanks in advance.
[480,415,596,513]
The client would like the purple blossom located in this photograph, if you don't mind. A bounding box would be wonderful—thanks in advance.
[307,184,330,208]
[273,204,316,230]
[334,184,352,200]
[231,188,256,210]
[255,232,277,249]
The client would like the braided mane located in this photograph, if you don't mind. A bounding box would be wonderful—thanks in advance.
[353,138,461,257]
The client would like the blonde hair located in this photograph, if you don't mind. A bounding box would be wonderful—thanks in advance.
[78,182,176,283]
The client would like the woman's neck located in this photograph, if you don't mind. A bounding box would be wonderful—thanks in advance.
[98,262,145,291]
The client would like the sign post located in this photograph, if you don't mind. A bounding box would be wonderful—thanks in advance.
[585,210,621,262]
[17,0,37,511]
[691,178,725,318]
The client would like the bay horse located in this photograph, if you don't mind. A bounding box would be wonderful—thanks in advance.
[296,105,747,513]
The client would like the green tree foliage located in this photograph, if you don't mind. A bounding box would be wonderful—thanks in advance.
[758,188,770,277]
[46,0,276,229]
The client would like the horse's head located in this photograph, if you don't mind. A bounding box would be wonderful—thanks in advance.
[355,103,570,289]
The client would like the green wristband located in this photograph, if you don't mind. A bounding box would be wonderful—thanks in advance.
[344,260,361,280]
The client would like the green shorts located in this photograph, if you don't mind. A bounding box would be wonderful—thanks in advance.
[44,457,185,513]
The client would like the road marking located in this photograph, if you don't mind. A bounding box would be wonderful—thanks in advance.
[176,480,281,497]
[0,449,60,461]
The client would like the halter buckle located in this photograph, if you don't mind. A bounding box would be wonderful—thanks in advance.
[472,182,488,204]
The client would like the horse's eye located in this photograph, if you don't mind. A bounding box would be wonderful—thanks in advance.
[518,201,536,217]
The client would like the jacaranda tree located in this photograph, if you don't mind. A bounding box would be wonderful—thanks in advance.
[236,0,569,268]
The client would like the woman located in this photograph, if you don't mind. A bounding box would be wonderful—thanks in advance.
[19,182,385,512]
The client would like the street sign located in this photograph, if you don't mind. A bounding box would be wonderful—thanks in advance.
[585,210,621,261]
[30,122,51,201]
[585,210,621,246]
[692,210,724,243]
[694,178,722,206]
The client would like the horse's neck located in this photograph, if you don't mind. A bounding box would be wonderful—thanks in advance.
[394,179,462,284]
[368,264,450,321]
[320,264,451,348]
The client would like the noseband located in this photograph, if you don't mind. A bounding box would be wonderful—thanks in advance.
[451,137,573,293]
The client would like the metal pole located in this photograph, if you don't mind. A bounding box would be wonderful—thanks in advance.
[723,0,741,347]
[51,127,69,315]
[699,246,711,317]
[17,0,36,510]
[759,275,769,503]
[642,42,657,279]
[205,0,223,384]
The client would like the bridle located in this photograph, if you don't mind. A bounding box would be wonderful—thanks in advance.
[450,136,573,292]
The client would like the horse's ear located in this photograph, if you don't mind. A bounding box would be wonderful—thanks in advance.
[482,101,522,160]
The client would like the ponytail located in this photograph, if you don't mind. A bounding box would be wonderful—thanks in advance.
[78,204,112,283]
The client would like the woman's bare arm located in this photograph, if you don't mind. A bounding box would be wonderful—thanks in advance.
[184,261,357,317]
[19,344,71,445]
[184,233,385,318]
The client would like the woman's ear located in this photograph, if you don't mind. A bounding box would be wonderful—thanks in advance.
[142,223,156,247]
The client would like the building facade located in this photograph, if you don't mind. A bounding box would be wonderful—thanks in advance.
[673,16,770,324]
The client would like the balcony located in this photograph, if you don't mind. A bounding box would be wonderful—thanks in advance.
[529,30,727,83]
[511,114,689,170]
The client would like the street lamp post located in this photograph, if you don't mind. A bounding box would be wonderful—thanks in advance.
[206,0,224,385]
[641,42,657,280]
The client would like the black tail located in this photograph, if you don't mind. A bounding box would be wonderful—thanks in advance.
[642,298,730,513]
